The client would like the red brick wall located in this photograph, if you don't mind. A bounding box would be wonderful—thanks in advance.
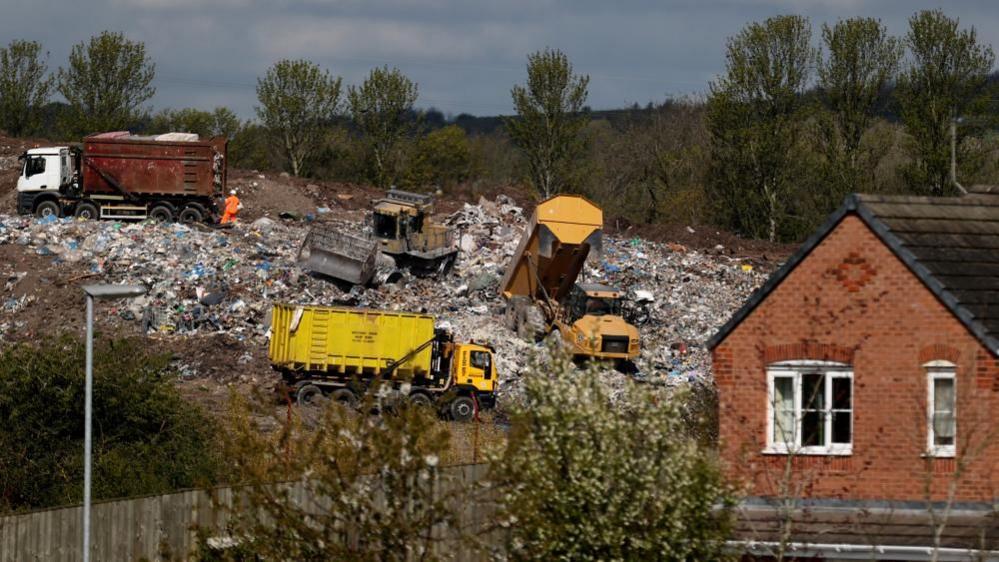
[714,214,999,502]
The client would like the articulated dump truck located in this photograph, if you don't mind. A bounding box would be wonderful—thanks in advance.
[269,303,497,421]
[500,195,640,363]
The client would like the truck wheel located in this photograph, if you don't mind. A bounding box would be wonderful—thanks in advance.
[74,202,99,220]
[330,388,358,408]
[449,396,475,422]
[149,204,174,223]
[179,206,204,224]
[296,384,324,407]
[408,392,434,408]
[34,200,60,219]
[547,328,570,354]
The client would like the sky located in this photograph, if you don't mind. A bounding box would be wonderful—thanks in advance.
[1,0,997,119]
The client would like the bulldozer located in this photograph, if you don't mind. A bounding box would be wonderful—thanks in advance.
[298,190,458,285]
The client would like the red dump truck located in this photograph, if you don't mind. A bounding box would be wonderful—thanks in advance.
[16,132,226,223]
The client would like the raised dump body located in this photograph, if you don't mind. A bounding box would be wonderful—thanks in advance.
[269,303,498,420]
[500,195,640,362]
[500,195,604,302]
[297,225,379,285]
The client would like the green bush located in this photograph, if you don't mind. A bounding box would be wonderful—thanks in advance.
[491,352,734,561]
[0,336,223,512]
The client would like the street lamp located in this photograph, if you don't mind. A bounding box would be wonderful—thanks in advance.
[81,284,146,562]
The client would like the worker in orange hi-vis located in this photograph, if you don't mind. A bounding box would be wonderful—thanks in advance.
[220,189,242,224]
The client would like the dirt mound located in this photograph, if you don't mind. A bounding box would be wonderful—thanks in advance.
[606,218,794,263]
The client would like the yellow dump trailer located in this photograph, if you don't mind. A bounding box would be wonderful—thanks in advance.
[270,304,436,377]
[270,303,498,421]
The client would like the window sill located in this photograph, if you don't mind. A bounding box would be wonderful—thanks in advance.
[762,447,853,457]
[921,451,955,459]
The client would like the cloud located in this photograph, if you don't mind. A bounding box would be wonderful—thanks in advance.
[253,16,539,64]
[1,0,996,117]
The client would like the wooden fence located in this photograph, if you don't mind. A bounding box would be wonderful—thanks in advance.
[0,463,492,562]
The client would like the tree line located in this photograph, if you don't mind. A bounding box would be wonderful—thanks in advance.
[0,10,997,242]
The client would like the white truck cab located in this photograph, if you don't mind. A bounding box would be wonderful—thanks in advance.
[16,147,73,217]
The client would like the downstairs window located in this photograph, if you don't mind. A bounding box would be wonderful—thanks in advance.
[767,362,853,455]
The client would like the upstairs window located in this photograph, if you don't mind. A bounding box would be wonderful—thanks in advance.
[926,361,956,457]
[767,362,853,455]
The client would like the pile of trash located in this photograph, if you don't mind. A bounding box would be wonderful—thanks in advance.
[0,194,772,406]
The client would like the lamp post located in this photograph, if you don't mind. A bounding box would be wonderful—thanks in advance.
[81,284,146,562]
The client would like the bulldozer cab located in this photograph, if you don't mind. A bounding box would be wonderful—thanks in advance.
[373,190,432,252]
[371,190,456,262]
[566,283,624,322]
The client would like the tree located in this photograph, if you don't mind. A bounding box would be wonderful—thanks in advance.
[707,15,815,242]
[57,31,155,135]
[149,107,213,137]
[817,18,903,195]
[505,48,590,198]
[216,390,473,560]
[896,9,996,196]
[490,351,733,560]
[347,66,419,187]
[256,59,342,177]
[148,106,243,140]
[0,336,222,512]
[404,124,473,190]
[210,106,242,140]
[0,40,53,137]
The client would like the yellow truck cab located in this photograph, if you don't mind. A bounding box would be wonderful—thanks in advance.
[560,283,641,359]
[269,303,497,420]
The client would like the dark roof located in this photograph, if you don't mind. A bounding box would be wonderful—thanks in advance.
[708,192,999,355]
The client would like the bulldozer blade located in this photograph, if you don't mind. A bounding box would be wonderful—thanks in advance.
[298,224,379,285]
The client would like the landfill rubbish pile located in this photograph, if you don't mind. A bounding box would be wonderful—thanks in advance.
[0,191,773,411]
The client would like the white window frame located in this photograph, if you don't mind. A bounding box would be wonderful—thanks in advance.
[765,361,853,456]
[925,360,956,458]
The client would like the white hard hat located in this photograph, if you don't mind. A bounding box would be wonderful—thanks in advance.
[229,190,237,195]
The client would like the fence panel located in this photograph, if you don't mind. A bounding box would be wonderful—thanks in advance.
[0,464,493,561]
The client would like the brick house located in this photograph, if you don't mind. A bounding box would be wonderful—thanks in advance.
[710,190,999,559]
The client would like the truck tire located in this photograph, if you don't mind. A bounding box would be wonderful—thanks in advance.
[179,206,204,224]
[74,202,99,220]
[449,395,476,422]
[34,200,60,219]
[547,328,570,354]
[149,204,174,223]
[520,303,546,342]
[506,295,530,332]
[408,392,434,408]
[504,299,519,331]
[296,384,324,407]
[330,388,358,408]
